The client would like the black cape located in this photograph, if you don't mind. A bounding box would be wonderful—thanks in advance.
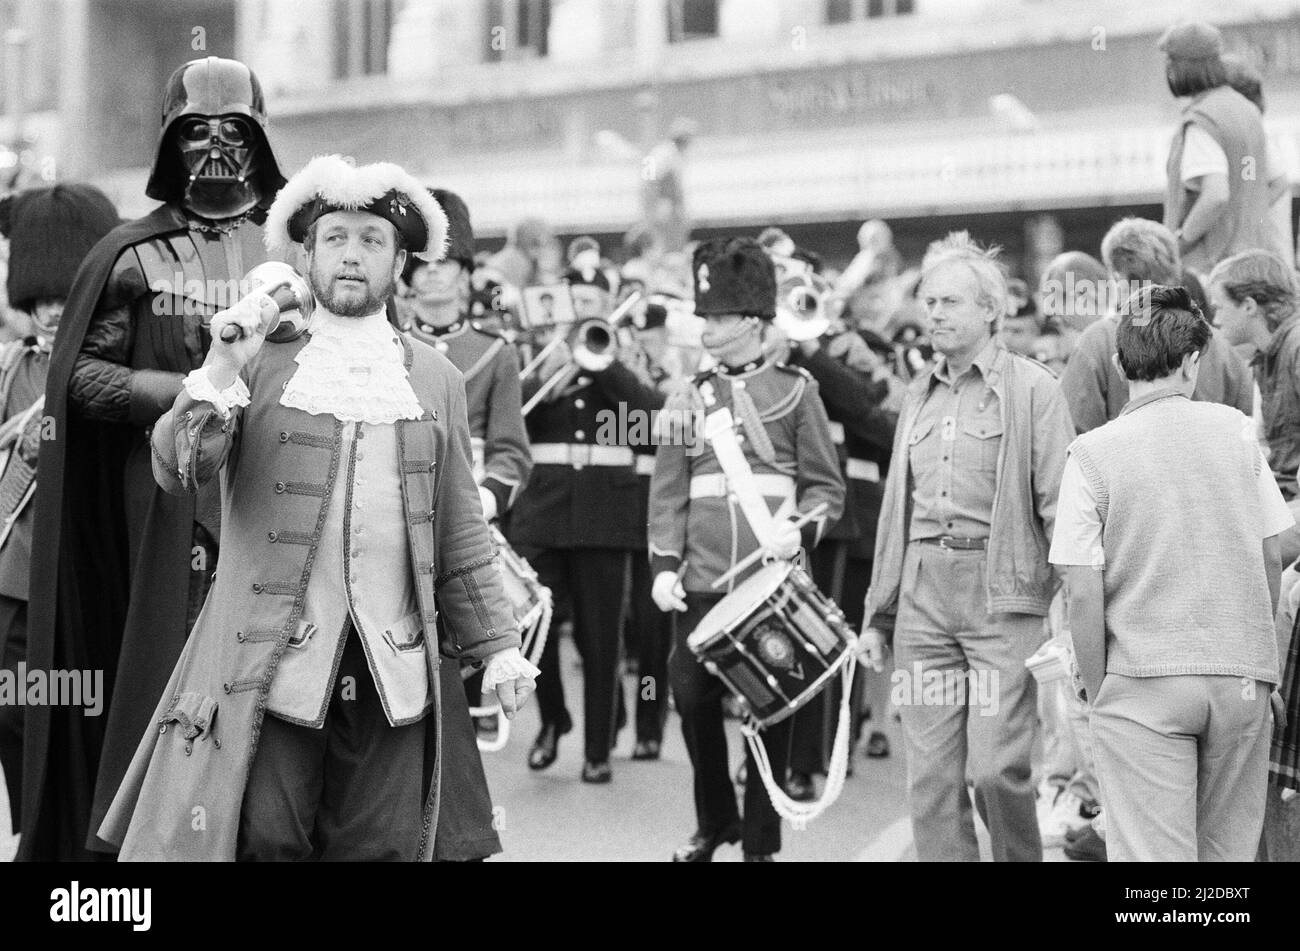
[20,203,192,860]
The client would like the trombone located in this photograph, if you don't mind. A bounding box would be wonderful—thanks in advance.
[519,291,642,415]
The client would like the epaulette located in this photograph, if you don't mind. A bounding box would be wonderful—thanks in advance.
[774,362,813,381]
[469,320,507,342]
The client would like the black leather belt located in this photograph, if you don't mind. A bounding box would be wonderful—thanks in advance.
[915,536,988,550]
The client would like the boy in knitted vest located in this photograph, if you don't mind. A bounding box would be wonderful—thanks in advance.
[1049,284,1293,861]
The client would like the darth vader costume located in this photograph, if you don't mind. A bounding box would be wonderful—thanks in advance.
[20,57,285,860]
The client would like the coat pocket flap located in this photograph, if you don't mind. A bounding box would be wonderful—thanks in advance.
[960,419,1003,440]
[160,692,218,741]
[382,611,426,653]
[908,416,936,445]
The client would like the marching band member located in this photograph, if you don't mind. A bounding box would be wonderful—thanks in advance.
[398,187,531,861]
[510,259,664,782]
[859,232,1074,862]
[0,184,120,837]
[97,155,536,860]
[622,300,678,760]
[649,237,844,862]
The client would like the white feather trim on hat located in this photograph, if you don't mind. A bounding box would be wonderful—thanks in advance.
[264,154,448,261]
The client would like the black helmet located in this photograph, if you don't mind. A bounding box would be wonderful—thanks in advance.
[144,57,285,212]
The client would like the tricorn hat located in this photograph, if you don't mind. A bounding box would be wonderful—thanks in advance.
[0,183,120,312]
[692,237,776,320]
[265,154,448,261]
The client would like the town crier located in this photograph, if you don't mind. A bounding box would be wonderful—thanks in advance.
[97,154,537,861]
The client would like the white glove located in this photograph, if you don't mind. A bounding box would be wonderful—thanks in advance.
[652,570,687,613]
[478,485,498,522]
[764,518,802,561]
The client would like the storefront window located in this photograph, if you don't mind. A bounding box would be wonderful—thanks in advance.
[668,0,719,42]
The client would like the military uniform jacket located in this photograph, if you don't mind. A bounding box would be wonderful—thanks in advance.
[403,314,531,513]
[510,360,664,550]
[791,345,898,559]
[97,331,520,861]
[649,360,845,594]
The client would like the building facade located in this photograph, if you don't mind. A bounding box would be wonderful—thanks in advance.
[4,0,1300,273]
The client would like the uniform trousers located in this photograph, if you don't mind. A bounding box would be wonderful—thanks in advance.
[670,592,792,856]
[628,554,672,744]
[238,627,425,861]
[531,548,631,763]
[893,543,1043,862]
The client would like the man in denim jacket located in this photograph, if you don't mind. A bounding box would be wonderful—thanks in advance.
[859,232,1074,862]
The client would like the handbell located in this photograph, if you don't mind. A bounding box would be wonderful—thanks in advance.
[218,261,315,343]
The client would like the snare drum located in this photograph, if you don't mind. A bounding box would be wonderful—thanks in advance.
[687,561,856,729]
[489,524,551,661]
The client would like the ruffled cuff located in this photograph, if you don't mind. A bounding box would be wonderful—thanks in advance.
[183,367,250,420]
[480,647,541,693]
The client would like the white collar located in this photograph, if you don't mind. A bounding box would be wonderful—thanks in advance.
[280,306,424,424]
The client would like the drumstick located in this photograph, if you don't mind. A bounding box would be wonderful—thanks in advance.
[710,502,828,591]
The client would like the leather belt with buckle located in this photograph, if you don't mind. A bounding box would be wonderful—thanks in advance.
[915,535,988,550]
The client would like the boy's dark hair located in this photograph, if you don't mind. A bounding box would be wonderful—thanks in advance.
[1116,284,1212,382]
[1166,55,1227,99]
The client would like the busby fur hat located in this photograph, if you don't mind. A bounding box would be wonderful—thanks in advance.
[0,183,120,312]
[692,237,776,320]
[265,154,448,261]
[403,187,473,284]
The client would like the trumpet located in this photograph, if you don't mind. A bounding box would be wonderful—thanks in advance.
[519,291,642,415]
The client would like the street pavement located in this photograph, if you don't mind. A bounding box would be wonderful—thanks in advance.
[481,631,1073,862]
[0,630,1079,862]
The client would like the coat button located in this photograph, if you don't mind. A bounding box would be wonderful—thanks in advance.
[252,583,263,593]
[213,738,221,749]
[236,631,246,642]
[575,430,585,440]
[159,724,167,735]
[184,743,193,756]
[275,482,286,493]
[223,683,232,694]
[279,431,289,443]
[574,398,585,409]
[428,462,435,472]
[268,531,278,542]
[184,411,194,421]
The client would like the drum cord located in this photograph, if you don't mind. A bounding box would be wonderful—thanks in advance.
[742,654,857,830]
[469,589,553,753]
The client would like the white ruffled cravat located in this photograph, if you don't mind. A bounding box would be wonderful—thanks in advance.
[280,307,425,424]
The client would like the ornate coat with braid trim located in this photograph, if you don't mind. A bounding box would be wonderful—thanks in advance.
[97,330,520,861]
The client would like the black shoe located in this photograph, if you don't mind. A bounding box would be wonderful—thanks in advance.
[581,760,612,783]
[864,731,890,758]
[632,738,661,761]
[671,823,742,862]
[785,771,816,802]
[527,722,567,771]
[743,852,775,862]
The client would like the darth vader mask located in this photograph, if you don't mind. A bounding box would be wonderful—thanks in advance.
[175,114,264,220]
